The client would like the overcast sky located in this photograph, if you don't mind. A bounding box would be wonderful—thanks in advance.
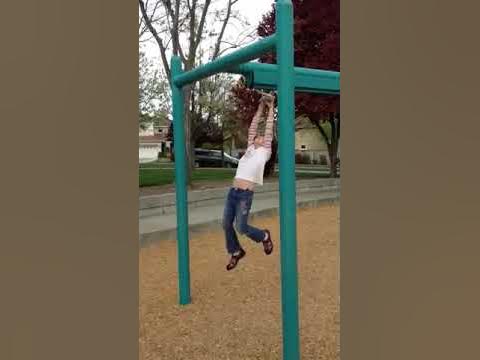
[141,0,274,67]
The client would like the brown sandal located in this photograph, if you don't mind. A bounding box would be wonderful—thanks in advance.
[262,230,274,255]
[226,248,246,271]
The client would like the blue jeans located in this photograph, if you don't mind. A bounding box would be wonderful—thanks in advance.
[222,188,266,254]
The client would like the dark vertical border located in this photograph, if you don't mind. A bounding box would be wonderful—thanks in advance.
[0,1,138,359]
[342,0,480,359]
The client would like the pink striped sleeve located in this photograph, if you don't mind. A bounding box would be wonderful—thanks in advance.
[247,114,260,147]
[263,106,275,151]
[247,102,264,147]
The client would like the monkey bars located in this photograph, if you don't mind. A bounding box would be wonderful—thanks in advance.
[170,1,339,359]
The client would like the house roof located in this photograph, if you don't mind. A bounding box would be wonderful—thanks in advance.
[295,115,315,129]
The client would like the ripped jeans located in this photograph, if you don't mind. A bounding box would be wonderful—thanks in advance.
[222,188,266,254]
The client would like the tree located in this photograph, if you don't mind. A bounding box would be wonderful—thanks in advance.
[192,72,234,145]
[232,0,340,177]
[139,51,169,129]
[139,0,254,182]
[169,72,239,162]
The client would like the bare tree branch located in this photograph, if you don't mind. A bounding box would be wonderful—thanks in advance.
[139,35,155,43]
[161,1,176,47]
[139,0,171,80]
[140,0,163,35]
[173,0,183,57]
[215,45,238,57]
[233,26,257,43]
[161,0,175,19]
[150,1,162,21]
[193,0,212,54]
[139,14,144,32]
[161,0,187,63]
[187,0,197,67]
[212,0,233,59]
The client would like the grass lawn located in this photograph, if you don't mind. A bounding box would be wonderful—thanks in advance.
[139,166,328,187]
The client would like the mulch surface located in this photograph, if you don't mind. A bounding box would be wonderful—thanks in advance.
[140,204,339,360]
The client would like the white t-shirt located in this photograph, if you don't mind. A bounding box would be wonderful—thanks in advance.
[234,145,272,185]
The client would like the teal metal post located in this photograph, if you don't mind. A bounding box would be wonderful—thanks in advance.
[171,56,191,305]
[276,1,300,359]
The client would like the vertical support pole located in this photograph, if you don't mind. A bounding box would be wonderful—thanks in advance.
[276,1,300,360]
[171,56,191,305]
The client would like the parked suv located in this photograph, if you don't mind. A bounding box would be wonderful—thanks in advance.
[194,148,239,168]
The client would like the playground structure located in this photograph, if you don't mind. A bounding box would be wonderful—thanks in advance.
[170,1,340,359]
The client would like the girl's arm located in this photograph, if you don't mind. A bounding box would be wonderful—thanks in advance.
[263,101,275,151]
[247,101,265,147]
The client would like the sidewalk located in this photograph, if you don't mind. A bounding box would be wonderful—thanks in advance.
[139,178,340,245]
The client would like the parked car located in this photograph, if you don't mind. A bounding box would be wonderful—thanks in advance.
[194,148,239,168]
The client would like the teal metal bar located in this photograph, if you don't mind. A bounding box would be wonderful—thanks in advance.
[234,62,340,95]
[171,56,191,305]
[173,35,277,87]
[276,1,300,360]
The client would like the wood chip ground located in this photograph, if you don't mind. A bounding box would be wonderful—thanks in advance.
[140,204,339,360]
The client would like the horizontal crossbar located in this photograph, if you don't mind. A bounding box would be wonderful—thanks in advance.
[173,35,277,87]
[233,62,340,95]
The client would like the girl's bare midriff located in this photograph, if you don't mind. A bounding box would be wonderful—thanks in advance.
[232,178,256,191]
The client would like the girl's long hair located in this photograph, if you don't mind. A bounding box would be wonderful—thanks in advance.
[264,138,278,178]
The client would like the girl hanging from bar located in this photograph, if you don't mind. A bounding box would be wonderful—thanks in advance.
[223,92,276,271]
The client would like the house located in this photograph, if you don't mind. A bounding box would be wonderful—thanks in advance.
[294,115,330,164]
[139,119,171,163]
[229,115,331,164]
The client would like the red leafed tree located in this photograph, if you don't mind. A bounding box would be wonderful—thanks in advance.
[230,0,340,177]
